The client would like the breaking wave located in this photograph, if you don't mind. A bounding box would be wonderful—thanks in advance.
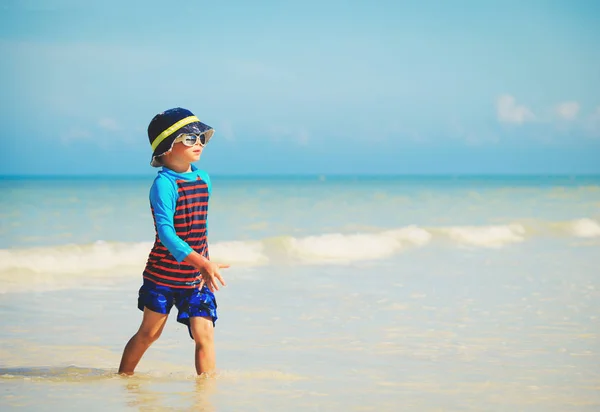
[0,218,598,293]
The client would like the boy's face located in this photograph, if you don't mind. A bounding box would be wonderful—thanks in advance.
[170,140,203,163]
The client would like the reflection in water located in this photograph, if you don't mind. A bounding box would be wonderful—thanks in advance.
[120,372,217,411]
[193,377,217,412]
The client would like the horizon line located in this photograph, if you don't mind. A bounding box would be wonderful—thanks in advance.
[2,172,600,179]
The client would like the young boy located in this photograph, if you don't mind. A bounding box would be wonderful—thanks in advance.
[119,107,228,376]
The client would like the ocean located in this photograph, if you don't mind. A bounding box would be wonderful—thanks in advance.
[1,175,599,411]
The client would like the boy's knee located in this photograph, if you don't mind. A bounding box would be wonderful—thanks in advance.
[191,318,214,346]
[137,328,162,345]
[194,334,213,349]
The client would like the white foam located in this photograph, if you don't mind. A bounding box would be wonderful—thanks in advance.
[439,224,526,248]
[569,218,600,238]
[384,226,433,247]
[284,233,400,263]
[0,240,268,294]
[0,241,154,293]
[209,241,268,265]
[0,241,152,275]
[0,218,597,293]
[282,226,431,263]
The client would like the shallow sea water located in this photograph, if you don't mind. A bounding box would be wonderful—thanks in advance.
[1,176,599,410]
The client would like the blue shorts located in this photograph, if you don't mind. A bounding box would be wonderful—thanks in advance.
[137,280,218,339]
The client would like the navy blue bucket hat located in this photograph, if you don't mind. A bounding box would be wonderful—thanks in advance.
[147,107,214,167]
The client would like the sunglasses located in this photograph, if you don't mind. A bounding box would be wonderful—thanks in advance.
[174,132,212,147]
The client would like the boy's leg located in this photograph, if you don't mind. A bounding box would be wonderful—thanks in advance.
[189,316,215,375]
[118,308,168,375]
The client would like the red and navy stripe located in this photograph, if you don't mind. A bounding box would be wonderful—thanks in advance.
[143,177,209,288]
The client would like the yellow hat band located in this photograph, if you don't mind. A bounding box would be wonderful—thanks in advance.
[150,115,200,152]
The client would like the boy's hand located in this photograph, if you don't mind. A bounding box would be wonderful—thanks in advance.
[198,260,229,292]
[184,251,229,292]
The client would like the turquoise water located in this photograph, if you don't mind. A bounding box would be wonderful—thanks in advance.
[1,175,599,411]
[3,175,599,247]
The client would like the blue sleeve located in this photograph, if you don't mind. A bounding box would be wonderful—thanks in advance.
[149,176,193,262]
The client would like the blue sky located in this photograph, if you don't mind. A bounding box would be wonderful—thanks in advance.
[1,0,599,175]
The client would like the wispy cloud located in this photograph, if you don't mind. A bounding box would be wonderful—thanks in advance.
[496,94,535,124]
[98,117,120,131]
[60,127,91,144]
[494,96,599,139]
[555,101,580,121]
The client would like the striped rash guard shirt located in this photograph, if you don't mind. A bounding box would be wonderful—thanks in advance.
[143,165,211,288]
